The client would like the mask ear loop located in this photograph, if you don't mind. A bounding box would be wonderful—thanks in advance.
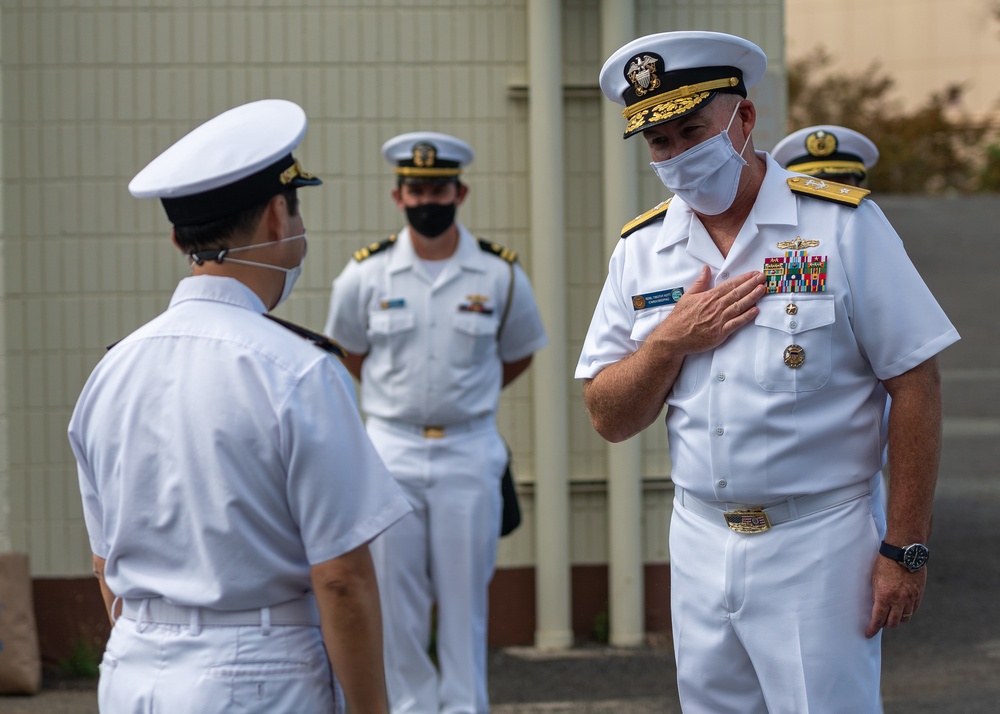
[724,101,753,159]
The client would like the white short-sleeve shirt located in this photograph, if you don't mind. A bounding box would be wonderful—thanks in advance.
[325,224,548,425]
[69,275,411,610]
[577,153,959,503]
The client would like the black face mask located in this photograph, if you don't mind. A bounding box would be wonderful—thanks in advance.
[406,202,456,238]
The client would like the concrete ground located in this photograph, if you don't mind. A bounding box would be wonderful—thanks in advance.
[4,195,998,713]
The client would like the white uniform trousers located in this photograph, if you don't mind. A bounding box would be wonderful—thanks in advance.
[366,416,506,714]
[669,484,886,714]
[99,608,340,713]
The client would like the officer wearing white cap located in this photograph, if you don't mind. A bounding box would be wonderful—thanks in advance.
[324,131,547,713]
[576,32,958,712]
[69,99,411,713]
[773,124,879,187]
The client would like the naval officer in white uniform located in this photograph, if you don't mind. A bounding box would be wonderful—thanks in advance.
[324,132,547,714]
[576,32,958,713]
[69,99,411,714]
[773,124,880,187]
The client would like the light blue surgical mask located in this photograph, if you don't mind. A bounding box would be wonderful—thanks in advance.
[649,103,751,216]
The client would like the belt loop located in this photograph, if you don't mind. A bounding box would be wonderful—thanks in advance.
[261,606,272,636]
[786,495,799,520]
[189,606,202,636]
[136,599,151,633]
[110,595,122,625]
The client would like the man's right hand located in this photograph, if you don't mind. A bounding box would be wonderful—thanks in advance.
[645,266,765,357]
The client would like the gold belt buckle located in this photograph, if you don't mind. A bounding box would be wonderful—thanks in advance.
[723,507,771,534]
[423,426,446,439]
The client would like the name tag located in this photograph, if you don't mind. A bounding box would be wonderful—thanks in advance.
[632,287,684,311]
[380,298,406,310]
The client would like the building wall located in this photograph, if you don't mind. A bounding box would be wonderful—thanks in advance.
[786,0,1000,121]
[0,0,784,634]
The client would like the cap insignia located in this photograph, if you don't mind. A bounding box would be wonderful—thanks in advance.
[412,142,437,168]
[626,54,662,97]
[279,159,316,185]
[805,130,838,158]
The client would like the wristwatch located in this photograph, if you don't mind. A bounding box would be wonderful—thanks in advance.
[879,541,930,572]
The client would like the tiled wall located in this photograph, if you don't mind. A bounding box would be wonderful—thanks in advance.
[0,0,783,576]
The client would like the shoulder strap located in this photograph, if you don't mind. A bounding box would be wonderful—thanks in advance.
[264,314,345,358]
[477,239,518,264]
[786,177,870,207]
[621,199,671,239]
[476,238,518,337]
[353,235,397,262]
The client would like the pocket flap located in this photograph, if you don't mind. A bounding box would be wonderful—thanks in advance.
[755,295,834,334]
[630,306,673,343]
[369,309,416,335]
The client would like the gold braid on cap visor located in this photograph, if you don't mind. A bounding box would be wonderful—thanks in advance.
[787,159,867,178]
[623,77,740,135]
[394,166,462,178]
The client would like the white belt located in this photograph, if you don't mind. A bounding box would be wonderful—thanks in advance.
[368,413,495,439]
[119,596,320,628]
[677,476,876,533]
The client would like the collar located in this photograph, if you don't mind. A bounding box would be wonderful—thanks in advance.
[386,222,484,274]
[168,275,268,314]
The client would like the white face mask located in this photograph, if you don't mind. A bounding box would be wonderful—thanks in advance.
[212,233,307,310]
[649,103,751,216]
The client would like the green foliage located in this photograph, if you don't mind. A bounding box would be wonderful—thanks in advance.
[787,50,996,194]
[57,636,103,679]
[977,142,1000,191]
[592,609,609,644]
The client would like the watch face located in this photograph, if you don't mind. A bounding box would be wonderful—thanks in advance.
[902,544,930,572]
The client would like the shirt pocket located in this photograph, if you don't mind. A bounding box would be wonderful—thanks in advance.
[450,312,498,368]
[754,294,835,392]
[630,305,700,399]
[368,309,416,372]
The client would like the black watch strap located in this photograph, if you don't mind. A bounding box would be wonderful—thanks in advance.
[878,541,905,561]
[879,540,930,572]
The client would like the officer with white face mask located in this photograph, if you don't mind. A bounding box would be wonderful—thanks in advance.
[70,99,411,714]
[576,32,958,713]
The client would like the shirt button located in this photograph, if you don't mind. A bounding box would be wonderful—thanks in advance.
[718,479,727,488]
[789,320,798,329]
[717,372,725,381]
[720,271,730,279]
[715,426,724,436]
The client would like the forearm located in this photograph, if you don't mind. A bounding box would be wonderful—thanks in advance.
[92,555,116,624]
[311,546,388,714]
[583,344,684,442]
[883,357,943,545]
[502,355,532,387]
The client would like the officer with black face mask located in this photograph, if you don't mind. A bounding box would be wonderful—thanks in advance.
[324,131,547,714]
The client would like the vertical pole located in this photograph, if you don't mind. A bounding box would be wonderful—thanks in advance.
[600,0,645,648]
[528,0,573,651]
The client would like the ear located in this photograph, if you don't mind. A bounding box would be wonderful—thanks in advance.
[454,182,469,206]
[391,186,405,210]
[263,193,289,242]
[736,99,756,137]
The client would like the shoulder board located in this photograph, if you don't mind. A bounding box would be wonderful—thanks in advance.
[477,239,517,263]
[353,235,397,262]
[787,177,870,207]
[621,199,671,239]
[264,314,345,359]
